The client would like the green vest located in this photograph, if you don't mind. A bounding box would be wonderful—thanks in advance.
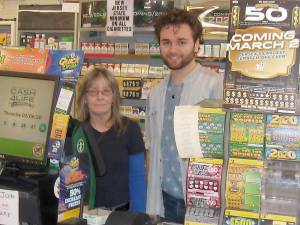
[69,119,96,209]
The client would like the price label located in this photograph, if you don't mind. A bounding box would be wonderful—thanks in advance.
[122,79,141,88]
[122,90,141,99]
[229,217,256,225]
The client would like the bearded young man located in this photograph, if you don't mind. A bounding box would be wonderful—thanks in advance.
[146,8,223,224]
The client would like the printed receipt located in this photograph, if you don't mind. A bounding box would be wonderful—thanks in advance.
[174,105,203,158]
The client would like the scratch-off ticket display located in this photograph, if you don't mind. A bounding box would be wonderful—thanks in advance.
[229,112,265,159]
[265,114,300,161]
[226,158,263,212]
[224,0,300,114]
[185,158,223,225]
[223,210,259,225]
[199,107,226,158]
[186,158,223,208]
[185,206,221,225]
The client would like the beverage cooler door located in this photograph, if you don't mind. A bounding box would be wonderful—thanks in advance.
[0,20,16,46]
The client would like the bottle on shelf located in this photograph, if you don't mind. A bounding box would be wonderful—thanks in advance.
[40,34,46,50]
[34,34,40,49]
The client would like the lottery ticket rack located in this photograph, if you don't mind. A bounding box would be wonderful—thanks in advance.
[184,0,300,225]
[183,101,300,225]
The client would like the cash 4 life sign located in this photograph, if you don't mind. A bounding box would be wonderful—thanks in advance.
[106,0,133,37]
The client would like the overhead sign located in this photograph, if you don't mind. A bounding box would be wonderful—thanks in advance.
[106,0,134,37]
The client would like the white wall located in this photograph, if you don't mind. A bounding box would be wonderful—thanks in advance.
[0,0,61,19]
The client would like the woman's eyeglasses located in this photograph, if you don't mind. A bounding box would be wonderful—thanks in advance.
[86,89,113,97]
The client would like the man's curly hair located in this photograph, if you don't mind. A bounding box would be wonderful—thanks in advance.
[154,8,203,44]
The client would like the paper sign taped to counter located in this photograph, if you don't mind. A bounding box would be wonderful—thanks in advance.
[174,105,203,158]
[0,189,19,225]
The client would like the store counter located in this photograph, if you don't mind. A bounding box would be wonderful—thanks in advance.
[0,171,58,225]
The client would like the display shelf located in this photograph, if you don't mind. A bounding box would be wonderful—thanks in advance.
[80,27,154,33]
[196,56,226,62]
[19,30,75,33]
[116,74,164,79]
[121,114,145,121]
[17,4,78,49]
[133,27,155,32]
[84,52,160,59]
[80,27,106,32]
[260,214,296,223]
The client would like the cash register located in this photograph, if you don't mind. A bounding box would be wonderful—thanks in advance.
[0,70,60,225]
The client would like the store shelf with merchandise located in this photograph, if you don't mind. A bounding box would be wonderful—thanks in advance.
[78,28,165,122]
[196,38,228,77]
[17,4,78,50]
[77,0,183,123]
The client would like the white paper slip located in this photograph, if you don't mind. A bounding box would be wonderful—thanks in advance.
[0,189,19,225]
[174,105,203,158]
[56,87,74,113]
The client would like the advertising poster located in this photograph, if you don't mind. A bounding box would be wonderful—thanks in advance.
[0,75,55,163]
[46,50,84,82]
[223,0,300,114]
[81,1,107,28]
[133,0,174,27]
[58,156,87,222]
[0,48,48,74]
[186,1,230,40]
[106,0,133,37]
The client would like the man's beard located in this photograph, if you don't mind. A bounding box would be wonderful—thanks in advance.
[162,50,195,70]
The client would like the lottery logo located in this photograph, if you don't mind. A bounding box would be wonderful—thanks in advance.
[77,139,85,153]
[39,123,47,132]
[59,54,80,71]
[51,140,61,153]
[9,86,36,107]
[33,143,43,157]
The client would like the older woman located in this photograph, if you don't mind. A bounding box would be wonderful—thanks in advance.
[66,67,146,212]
